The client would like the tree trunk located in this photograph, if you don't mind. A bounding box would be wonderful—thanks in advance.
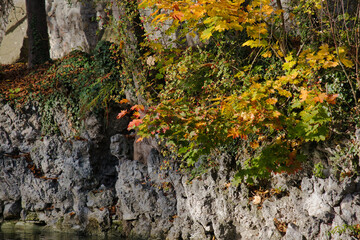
[26,0,50,68]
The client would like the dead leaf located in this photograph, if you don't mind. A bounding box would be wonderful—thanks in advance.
[252,195,261,205]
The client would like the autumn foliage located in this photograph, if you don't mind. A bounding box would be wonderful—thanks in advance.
[107,0,360,183]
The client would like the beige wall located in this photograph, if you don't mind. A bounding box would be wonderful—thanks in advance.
[0,0,27,64]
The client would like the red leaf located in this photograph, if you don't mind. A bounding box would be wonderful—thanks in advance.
[131,104,145,112]
[117,110,128,119]
[133,111,141,118]
[128,119,143,130]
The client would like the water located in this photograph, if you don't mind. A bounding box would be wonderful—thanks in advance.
[0,222,123,240]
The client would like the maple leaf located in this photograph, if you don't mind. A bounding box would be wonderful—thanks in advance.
[313,92,327,103]
[128,119,143,130]
[227,128,240,139]
[172,2,180,11]
[131,104,145,112]
[262,50,272,58]
[340,58,354,68]
[171,11,184,21]
[119,98,130,104]
[266,98,277,105]
[326,94,339,105]
[201,27,214,40]
[117,110,128,119]
[300,88,309,102]
[272,111,281,118]
[250,141,260,149]
[133,111,141,118]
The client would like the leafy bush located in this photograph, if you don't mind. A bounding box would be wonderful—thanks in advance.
[89,0,357,184]
[36,41,125,135]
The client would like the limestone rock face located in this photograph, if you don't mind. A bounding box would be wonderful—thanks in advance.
[46,0,101,59]
[1,100,360,239]
[0,0,12,45]
[0,0,27,64]
[0,0,104,63]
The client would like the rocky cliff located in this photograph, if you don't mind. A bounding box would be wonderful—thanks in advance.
[1,101,360,240]
[0,0,105,64]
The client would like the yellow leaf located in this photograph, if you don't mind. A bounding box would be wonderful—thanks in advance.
[261,4,274,15]
[266,98,277,105]
[200,27,214,40]
[273,111,281,118]
[340,58,354,68]
[323,61,338,68]
[262,50,272,58]
[119,99,130,104]
[242,39,267,48]
[250,141,260,149]
[214,20,228,32]
[278,89,292,97]
[300,88,309,102]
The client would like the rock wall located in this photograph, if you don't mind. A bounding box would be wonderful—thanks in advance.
[1,100,360,239]
[46,0,103,59]
[0,0,27,64]
[0,0,105,63]
[0,0,12,46]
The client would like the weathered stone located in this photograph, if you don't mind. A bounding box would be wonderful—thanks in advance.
[24,211,39,222]
[86,189,115,209]
[3,201,21,220]
[110,134,133,161]
[0,0,12,45]
[46,0,101,59]
[285,223,305,240]
[1,101,360,239]
[0,0,27,64]
[86,208,110,234]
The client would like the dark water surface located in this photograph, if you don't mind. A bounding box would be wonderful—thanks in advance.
[0,222,124,240]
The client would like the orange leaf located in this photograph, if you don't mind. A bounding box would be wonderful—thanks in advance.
[299,89,309,102]
[128,119,143,130]
[227,128,240,139]
[250,141,260,149]
[171,11,184,21]
[117,110,128,119]
[131,104,145,112]
[133,111,141,118]
[313,92,327,103]
[266,98,277,105]
[119,98,130,104]
[172,3,180,11]
[326,94,339,105]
